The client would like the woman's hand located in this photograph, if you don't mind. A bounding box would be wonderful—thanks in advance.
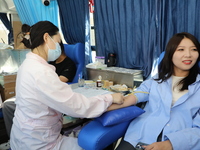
[111,93,124,104]
[143,140,173,150]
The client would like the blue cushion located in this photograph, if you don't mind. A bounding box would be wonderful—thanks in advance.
[78,120,131,150]
[63,43,85,84]
[95,105,145,126]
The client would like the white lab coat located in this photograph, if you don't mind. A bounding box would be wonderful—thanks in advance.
[10,52,113,150]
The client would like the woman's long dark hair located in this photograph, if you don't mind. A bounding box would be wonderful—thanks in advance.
[155,32,200,91]
[21,21,59,50]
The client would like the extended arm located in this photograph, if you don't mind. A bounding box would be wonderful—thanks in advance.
[107,94,137,111]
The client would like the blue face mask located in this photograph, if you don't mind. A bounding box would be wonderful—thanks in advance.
[46,36,61,61]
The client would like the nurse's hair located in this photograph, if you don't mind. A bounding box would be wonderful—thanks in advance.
[21,21,59,50]
[59,41,65,55]
[155,32,200,91]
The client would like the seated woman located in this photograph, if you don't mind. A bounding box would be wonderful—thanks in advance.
[112,32,200,150]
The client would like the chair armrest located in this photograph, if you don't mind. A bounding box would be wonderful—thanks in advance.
[78,120,131,150]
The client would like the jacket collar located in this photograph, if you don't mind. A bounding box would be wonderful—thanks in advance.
[26,52,55,71]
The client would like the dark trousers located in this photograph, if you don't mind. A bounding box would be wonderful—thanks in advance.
[103,141,117,150]
[103,144,116,150]
[2,99,16,138]
[115,131,163,150]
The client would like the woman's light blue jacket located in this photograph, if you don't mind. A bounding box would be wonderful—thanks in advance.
[124,74,200,150]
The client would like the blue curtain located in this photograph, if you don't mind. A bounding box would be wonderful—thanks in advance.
[0,13,13,44]
[94,0,158,78]
[94,0,200,78]
[57,0,92,78]
[57,0,87,44]
[151,0,200,77]
[158,0,200,51]
[13,0,58,26]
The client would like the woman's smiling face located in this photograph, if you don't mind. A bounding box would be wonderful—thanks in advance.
[172,38,199,77]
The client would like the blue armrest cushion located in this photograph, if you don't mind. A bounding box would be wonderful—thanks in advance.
[78,120,131,150]
[95,105,145,126]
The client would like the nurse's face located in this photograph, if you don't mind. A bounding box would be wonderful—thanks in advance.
[47,33,61,49]
[172,38,199,77]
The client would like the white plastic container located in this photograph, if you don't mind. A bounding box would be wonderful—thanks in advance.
[95,56,105,64]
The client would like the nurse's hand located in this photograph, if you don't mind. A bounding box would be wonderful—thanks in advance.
[111,93,124,104]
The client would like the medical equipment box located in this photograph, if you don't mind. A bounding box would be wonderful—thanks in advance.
[86,67,143,88]
[0,74,17,102]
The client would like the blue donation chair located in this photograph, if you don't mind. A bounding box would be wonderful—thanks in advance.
[78,106,145,150]
[63,43,85,84]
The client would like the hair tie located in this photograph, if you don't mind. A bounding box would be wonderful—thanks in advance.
[28,27,32,45]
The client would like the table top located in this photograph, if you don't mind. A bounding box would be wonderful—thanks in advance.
[62,83,113,131]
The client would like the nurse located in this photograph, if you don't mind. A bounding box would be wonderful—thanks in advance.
[115,32,200,150]
[10,21,125,150]
[3,41,76,139]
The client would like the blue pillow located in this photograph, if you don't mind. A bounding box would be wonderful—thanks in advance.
[95,105,145,126]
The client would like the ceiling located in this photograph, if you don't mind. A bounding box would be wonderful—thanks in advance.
[0,0,17,14]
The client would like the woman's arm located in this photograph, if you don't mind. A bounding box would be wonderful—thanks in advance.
[59,75,69,82]
[107,94,137,111]
[165,109,200,150]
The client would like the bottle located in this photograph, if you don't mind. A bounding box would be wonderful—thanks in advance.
[78,73,84,87]
[103,80,109,89]
[96,75,102,87]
